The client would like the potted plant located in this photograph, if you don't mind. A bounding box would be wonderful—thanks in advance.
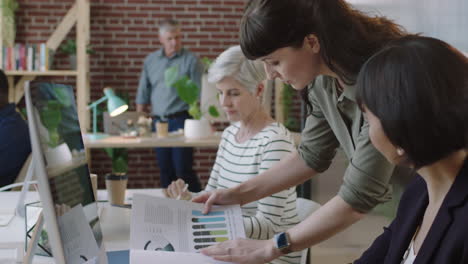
[103,147,128,204]
[282,83,301,132]
[104,148,128,176]
[1,0,18,46]
[165,66,220,139]
[38,99,73,168]
[103,91,129,181]
[59,39,95,70]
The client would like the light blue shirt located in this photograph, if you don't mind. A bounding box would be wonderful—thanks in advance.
[136,48,203,117]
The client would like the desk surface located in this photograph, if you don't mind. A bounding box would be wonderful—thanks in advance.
[84,132,301,149]
[0,189,163,263]
[84,132,222,148]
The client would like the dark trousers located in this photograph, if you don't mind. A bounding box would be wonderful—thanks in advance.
[152,114,201,192]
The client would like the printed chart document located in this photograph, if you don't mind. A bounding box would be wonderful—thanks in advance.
[130,194,245,263]
[57,204,104,264]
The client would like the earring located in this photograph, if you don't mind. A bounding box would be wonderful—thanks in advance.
[396,148,405,156]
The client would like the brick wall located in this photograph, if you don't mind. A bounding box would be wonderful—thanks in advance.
[14,0,302,189]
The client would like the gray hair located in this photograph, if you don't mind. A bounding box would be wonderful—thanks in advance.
[207,46,266,93]
[159,18,180,35]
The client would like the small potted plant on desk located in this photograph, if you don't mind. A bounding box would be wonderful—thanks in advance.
[104,148,128,205]
[104,148,128,177]
[164,66,220,139]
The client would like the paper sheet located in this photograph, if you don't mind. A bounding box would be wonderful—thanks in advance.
[57,204,101,264]
[130,250,232,264]
[130,194,245,263]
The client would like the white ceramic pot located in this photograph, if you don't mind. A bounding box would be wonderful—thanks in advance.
[45,143,73,168]
[184,119,212,139]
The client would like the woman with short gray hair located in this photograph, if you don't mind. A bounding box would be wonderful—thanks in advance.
[166,46,301,264]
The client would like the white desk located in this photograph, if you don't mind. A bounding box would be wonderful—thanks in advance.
[0,191,40,263]
[0,189,163,263]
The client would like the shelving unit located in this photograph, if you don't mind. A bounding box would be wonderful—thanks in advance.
[0,0,91,133]
[5,70,78,76]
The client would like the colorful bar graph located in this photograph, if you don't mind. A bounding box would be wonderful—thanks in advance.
[192,210,225,216]
[192,217,225,223]
[193,230,228,236]
[192,223,227,229]
[194,244,213,250]
[194,237,229,243]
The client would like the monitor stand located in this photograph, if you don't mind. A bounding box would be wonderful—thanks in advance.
[16,156,36,218]
[16,155,44,264]
[23,211,44,264]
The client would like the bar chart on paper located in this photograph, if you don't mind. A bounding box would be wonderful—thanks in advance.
[191,210,230,250]
[130,193,245,261]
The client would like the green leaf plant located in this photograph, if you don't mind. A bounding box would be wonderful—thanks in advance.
[164,66,220,120]
[104,148,128,174]
[59,39,95,55]
[103,91,130,174]
[282,83,300,132]
[38,85,72,148]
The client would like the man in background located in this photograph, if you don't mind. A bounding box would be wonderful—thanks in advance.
[0,69,31,187]
[136,18,203,192]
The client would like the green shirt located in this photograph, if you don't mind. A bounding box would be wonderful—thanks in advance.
[298,76,395,213]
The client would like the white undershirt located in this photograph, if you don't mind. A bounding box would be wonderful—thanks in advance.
[401,226,420,264]
[401,240,417,264]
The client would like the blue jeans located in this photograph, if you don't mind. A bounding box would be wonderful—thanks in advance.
[152,114,201,192]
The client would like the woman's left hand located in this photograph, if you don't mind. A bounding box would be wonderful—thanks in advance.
[200,238,282,264]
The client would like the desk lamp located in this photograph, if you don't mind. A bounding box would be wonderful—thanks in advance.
[87,87,128,140]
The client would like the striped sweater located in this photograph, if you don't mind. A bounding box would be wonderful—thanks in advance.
[205,122,301,264]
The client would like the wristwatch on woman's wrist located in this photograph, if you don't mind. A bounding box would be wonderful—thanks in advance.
[274,232,292,254]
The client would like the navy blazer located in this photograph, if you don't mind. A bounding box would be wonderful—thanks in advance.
[355,159,468,264]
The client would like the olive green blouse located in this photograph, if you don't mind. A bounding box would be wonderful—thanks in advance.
[298,75,395,213]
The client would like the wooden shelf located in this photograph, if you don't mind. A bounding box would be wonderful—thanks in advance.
[1,0,90,133]
[5,70,78,76]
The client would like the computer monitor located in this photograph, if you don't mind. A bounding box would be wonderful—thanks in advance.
[25,83,107,264]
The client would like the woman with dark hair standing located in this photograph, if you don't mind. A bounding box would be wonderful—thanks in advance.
[355,36,468,263]
[193,0,411,262]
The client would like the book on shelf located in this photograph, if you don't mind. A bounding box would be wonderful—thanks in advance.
[1,43,51,72]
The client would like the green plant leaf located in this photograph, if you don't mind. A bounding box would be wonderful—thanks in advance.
[201,57,213,72]
[113,156,128,173]
[104,148,128,173]
[164,66,179,87]
[48,130,60,148]
[282,83,300,132]
[174,77,199,105]
[188,103,202,120]
[52,86,71,107]
[1,0,18,46]
[40,100,63,148]
[104,148,115,159]
[59,39,94,55]
[165,64,219,120]
[40,101,62,131]
[59,39,76,55]
[208,105,220,118]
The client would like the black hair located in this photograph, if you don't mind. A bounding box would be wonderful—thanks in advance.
[357,35,468,168]
[0,69,9,107]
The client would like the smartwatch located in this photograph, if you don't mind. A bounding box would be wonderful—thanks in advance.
[274,232,292,254]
